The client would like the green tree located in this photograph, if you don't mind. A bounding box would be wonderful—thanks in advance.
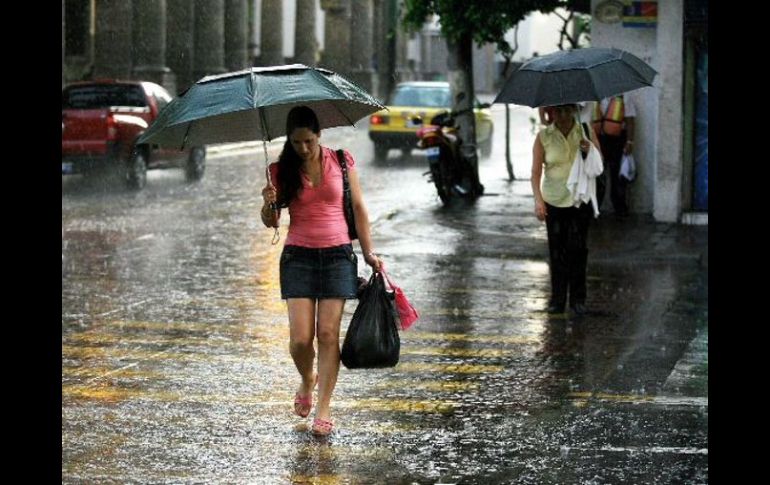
[555,2,592,50]
[402,1,557,186]
[402,0,591,182]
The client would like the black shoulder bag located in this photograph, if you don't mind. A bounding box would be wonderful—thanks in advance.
[336,149,358,240]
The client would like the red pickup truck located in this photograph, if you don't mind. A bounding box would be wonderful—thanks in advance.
[62,80,206,189]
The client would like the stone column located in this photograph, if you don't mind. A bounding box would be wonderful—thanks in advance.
[93,0,133,79]
[259,0,284,65]
[193,0,227,80]
[654,0,684,222]
[62,0,65,88]
[294,0,318,66]
[167,0,196,94]
[320,0,350,76]
[350,0,374,92]
[132,0,175,93]
[225,0,249,71]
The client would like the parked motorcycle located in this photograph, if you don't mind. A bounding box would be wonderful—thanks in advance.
[414,108,485,205]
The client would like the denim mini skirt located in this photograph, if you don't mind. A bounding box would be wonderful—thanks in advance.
[279,244,358,299]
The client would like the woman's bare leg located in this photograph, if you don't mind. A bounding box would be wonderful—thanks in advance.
[314,298,345,421]
[287,298,317,401]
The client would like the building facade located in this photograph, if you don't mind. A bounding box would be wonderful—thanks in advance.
[590,0,707,223]
[63,0,388,97]
[64,2,711,223]
[62,0,543,102]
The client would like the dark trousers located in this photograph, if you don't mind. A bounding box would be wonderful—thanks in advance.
[545,203,592,307]
[597,132,628,215]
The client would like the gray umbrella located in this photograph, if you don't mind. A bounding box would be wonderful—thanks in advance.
[493,47,657,107]
[137,64,384,244]
[138,64,384,150]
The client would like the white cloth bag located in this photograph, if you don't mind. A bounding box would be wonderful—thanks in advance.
[566,131,604,218]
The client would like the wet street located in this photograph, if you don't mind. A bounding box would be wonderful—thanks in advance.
[62,104,708,484]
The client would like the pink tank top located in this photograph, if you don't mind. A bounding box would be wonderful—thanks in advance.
[268,146,356,248]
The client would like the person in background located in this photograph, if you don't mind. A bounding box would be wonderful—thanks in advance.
[542,103,592,125]
[538,106,555,125]
[260,106,383,436]
[531,104,601,316]
[592,94,637,217]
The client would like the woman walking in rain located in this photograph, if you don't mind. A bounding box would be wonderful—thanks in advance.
[260,106,383,436]
[531,104,601,316]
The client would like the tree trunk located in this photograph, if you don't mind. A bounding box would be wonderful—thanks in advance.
[446,31,482,195]
[500,28,519,182]
[384,0,397,99]
[505,104,514,180]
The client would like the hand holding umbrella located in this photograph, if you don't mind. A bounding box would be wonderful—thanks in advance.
[260,183,280,244]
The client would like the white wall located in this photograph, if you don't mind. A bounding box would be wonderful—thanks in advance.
[283,0,326,57]
[283,0,296,57]
[316,0,324,52]
[502,10,568,62]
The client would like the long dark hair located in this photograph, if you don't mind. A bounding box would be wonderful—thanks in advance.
[275,106,321,207]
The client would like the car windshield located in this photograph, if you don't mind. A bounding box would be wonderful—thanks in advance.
[62,85,147,109]
[391,86,451,108]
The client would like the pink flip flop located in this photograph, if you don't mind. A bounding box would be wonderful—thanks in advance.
[293,374,317,418]
[294,392,312,418]
[311,417,334,436]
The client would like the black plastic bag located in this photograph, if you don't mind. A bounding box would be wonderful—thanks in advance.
[340,272,400,369]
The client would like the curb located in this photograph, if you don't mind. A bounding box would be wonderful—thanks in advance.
[206,141,274,156]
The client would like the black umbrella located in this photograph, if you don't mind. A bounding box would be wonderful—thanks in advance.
[494,47,657,107]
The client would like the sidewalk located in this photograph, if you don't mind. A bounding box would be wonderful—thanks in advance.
[587,212,708,268]
[367,167,709,482]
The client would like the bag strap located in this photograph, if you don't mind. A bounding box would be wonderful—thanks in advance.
[380,265,398,292]
[336,148,359,240]
[336,149,351,199]
[581,122,591,140]
[601,95,624,119]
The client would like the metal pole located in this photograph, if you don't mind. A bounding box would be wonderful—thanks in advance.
[259,107,280,244]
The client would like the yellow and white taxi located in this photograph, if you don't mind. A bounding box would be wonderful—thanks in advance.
[368,81,494,159]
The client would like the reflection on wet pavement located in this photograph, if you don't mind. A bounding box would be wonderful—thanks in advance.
[63,108,707,484]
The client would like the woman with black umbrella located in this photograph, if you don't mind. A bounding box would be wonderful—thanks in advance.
[531,104,601,316]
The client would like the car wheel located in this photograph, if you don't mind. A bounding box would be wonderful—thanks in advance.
[374,142,388,160]
[186,146,206,181]
[126,148,147,190]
